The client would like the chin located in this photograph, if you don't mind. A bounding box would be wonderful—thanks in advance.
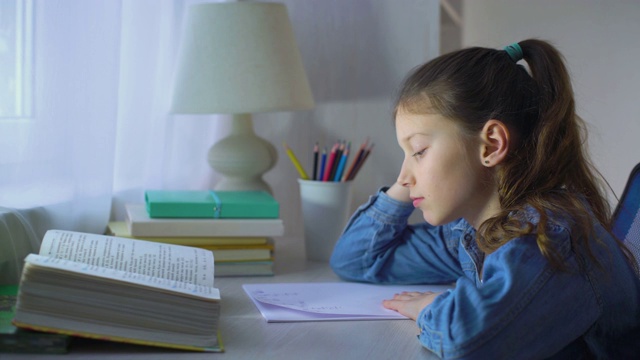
[421,212,445,226]
[421,209,456,226]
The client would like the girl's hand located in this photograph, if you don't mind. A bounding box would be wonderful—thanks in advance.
[382,291,441,321]
[386,182,412,202]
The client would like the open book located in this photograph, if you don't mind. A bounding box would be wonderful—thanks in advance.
[12,230,222,352]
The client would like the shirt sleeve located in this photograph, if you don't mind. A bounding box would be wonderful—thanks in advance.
[416,229,600,359]
[329,188,464,284]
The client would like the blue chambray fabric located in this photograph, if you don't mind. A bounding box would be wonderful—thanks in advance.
[330,188,640,359]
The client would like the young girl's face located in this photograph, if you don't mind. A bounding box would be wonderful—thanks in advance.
[395,108,496,227]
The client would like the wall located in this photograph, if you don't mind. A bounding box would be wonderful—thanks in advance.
[249,0,440,239]
[462,0,640,206]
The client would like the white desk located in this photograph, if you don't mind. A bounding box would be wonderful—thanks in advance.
[3,241,439,360]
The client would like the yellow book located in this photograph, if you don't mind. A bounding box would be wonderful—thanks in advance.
[107,221,268,246]
[215,261,274,277]
[198,239,275,262]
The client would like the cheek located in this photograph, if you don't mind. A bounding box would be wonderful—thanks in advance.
[420,156,476,202]
[416,170,454,210]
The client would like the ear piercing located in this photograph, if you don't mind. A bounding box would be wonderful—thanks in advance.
[484,160,489,164]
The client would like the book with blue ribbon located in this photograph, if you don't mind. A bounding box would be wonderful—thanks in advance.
[145,190,279,219]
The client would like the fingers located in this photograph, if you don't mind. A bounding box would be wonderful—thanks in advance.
[382,291,441,321]
[391,291,433,300]
[382,299,398,310]
[383,291,434,310]
[382,298,410,312]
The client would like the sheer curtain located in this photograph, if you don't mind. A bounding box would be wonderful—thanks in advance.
[111,0,226,221]
[1,0,441,284]
[0,0,222,283]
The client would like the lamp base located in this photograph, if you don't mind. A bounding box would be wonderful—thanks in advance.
[208,114,277,194]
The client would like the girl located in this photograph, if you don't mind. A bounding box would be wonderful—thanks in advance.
[330,39,640,359]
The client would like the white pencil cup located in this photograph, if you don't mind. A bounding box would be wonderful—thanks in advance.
[298,179,353,262]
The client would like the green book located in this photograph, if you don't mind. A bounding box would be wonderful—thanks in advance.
[145,190,280,219]
[1,285,71,354]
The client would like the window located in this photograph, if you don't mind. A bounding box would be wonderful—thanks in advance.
[0,0,33,119]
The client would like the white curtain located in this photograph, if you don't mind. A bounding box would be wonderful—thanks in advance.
[1,0,440,284]
[111,0,227,221]
[0,0,224,283]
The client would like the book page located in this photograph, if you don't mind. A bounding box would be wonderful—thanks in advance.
[243,282,454,322]
[38,230,214,287]
[23,254,220,300]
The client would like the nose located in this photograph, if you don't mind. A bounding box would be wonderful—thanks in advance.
[396,160,414,188]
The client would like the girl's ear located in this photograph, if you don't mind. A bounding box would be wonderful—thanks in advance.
[480,120,510,167]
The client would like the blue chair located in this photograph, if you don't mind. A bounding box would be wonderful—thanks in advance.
[611,162,640,274]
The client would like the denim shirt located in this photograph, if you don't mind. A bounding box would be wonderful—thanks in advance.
[330,188,640,359]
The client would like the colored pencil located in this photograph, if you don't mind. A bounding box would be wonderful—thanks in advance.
[322,142,339,181]
[283,143,309,180]
[333,142,350,181]
[312,142,319,180]
[318,147,327,181]
[348,143,374,181]
[328,140,344,181]
[343,137,368,181]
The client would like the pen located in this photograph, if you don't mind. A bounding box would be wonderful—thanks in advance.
[283,143,310,180]
[312,142,319,180]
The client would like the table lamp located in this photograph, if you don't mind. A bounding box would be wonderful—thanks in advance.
[171,1,314,194]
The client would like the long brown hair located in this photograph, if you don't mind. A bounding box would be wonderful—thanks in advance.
[395,39,630,270]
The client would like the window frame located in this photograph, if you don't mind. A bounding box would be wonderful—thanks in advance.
[0,0,34,120]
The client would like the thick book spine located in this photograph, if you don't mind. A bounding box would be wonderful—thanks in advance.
[126,204,285,237]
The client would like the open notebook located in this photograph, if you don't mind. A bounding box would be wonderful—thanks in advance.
[243,282,454,322]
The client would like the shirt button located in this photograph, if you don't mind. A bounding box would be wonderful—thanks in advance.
[464,234,472,242]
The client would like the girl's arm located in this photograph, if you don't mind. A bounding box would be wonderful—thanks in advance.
[416,231,601,359]
[329,185,464,284]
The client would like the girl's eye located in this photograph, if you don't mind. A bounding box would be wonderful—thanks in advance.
[411,148,427,157]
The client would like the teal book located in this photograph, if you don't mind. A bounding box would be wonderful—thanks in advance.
[145,190,279,219]
[1,285,71,354]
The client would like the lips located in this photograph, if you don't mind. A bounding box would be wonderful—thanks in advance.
[411,197,424,208]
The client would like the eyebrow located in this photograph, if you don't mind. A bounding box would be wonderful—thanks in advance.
[401,132,432,143]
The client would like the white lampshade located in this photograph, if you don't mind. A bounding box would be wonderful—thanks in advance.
[171,1,314,114]
[171,1,315,193]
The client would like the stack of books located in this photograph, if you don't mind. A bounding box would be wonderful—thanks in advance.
[108,190,284,277]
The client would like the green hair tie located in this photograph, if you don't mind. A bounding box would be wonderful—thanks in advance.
[504,43,523,62]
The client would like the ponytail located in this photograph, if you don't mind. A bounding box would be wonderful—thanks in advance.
[504,39,611,269]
